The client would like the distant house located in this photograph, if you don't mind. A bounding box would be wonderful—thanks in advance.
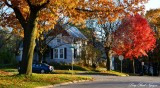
[45,24,87,64]
[16,24,87,64]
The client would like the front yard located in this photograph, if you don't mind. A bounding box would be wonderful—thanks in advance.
[0,70,92,88]
[53,68,129,76]
[0,67,129,88]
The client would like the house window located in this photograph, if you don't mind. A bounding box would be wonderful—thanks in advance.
[74,49,77,59]
[51,49,53,59]
[54,49,58,58]
[64,48,67,59]
[54,48,64,59]
[60,49,64,58]
[57,38,61,44]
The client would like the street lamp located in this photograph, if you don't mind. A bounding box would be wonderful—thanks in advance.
[70,44,75,75]
[141,62,144,76]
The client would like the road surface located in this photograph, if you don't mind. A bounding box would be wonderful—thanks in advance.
[54,75,160,88]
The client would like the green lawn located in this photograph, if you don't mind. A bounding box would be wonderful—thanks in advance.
[53,69,129,76]
[0,67,129,88]
[0,70,92,88]
[103,70,129,76]
[95,68,129,76]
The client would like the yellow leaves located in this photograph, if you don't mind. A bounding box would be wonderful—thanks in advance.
[146,9,160,26]
[64,0,73,4]
[22,7,29,12]
[20,6,30,20]
[68,3,76,9]
[30,0,47,6]
[36,30,40,39]
[11,28,24,38]
[36,29,44,40]
[145,8,160,38]
[1,0,150,40]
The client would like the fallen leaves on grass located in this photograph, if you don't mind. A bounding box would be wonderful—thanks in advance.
[0,73,92,88]
[0,70,13,76]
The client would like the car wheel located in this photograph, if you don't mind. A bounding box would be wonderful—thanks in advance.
[40,69,45,73]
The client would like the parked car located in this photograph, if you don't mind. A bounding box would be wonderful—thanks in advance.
[32,63,54,73]
[140,65,153,75]
[143,65,153,75]
[18,63,54,73]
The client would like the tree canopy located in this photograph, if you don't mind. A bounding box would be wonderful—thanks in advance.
[0,0,149,75]
[0,0,148,33]
[112,14,156,59]
[145,8,160,38]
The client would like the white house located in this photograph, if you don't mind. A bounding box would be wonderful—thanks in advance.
[45,25,87,64]
[16,24,87,64]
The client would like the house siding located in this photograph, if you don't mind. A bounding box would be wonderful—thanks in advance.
[46,45,74,64]
[16,47,39,62]
[47,36,75,64]
[16,26,87,64]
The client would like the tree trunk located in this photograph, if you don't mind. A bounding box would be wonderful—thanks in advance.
[37,36,44,63]
[148,54,151,75]
[158,63,160,76]
[19,27,37,75]
[158,61,160,76]
[105,47,110,71]
[19,10,38,75]
[133,59,135,74]
[38,52,43,63]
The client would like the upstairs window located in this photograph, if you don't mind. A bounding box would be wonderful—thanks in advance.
[54,49,58,58]
[57,38,61,44]
[60,49,64,58]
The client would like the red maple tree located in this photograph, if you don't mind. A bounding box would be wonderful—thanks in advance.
[112,14,156,59]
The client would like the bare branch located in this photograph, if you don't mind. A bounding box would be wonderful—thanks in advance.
[26,0,32,7]
[13,7,26,29]
[0,32,13,49]
[3,0,26,29]
[39,0,50,9]
[75,8,95,12]
[29,0,50,12]
[0,7,9,17]
[4,0,12,7]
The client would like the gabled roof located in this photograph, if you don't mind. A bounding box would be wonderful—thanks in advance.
[65,25,87,40]
[49,24,87,40]
[48,24,70,36]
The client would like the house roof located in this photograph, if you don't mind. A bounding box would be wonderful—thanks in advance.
[66,25,87,40]
[48,24,70,36]
[49,24,87,40]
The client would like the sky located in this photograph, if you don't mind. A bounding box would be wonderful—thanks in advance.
[145,0,160,11]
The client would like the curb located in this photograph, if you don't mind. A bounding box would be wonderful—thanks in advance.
[118,74,129,77]
[36,80,92,88]
[54,80,92,87]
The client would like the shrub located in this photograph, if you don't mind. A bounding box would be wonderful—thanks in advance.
[49,62,91,71]
[0,50,17,68]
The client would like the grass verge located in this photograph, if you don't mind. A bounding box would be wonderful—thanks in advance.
[103,70,129,76]
[0,70,92,88]
[53,69,129,76]
[95,68,129,76]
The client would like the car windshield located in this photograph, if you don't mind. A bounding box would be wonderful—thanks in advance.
[32,63,49,66]
[41,63,49,66]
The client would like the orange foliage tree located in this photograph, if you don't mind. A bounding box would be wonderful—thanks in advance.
[145,9,160,38]
[0,0,148,75]
[112,14,156,59]
[145,9,160,73]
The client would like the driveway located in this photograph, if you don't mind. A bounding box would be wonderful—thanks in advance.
[53,75,160,88]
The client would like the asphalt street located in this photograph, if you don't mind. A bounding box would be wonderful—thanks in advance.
[54,75,160,88]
